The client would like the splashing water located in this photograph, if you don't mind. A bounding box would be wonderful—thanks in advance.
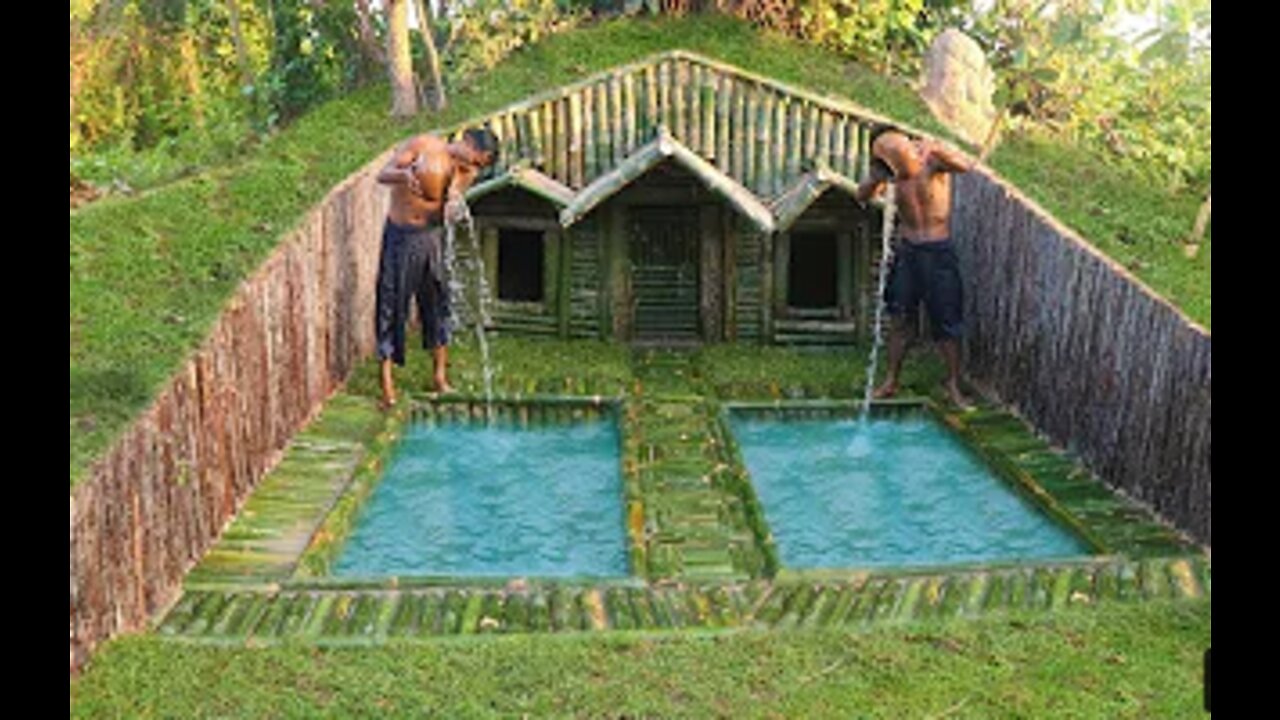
[849,185,897,457]
[860,184,897,422]
[445,202,496,423]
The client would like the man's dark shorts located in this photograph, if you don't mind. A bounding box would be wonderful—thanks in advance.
[376,220,452,366]
[883,238,965,341]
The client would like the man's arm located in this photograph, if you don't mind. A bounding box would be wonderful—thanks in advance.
[855,159,894,204]
[377,137,427,192]
[445,164,481,202]
[922,140,976,174]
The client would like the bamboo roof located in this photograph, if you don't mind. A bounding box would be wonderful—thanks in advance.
[559,127,774,232]
[770,160,866,231]
[442,50,962,231]
[465,164,576,208]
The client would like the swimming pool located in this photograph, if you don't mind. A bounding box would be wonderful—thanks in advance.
[333,408,629,580]
[727,405,1092,570]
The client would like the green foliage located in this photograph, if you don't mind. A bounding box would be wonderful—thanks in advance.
[265,0,373,124]
[439,0,590,83]
[71,1,271,155]
[960,0,1211,194]
[72,600,1210,718]
[798,0,936,77]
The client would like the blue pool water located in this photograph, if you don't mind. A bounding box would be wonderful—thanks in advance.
[333,418,628,578]
[729,413,1090,569]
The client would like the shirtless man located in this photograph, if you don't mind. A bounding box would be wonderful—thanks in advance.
[375,127,499,409]
[855,126,976,408]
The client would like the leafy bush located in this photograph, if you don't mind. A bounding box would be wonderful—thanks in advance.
[440,0,591,83]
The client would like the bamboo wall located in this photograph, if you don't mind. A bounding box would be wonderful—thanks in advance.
[69,155,390,675]
[953,170,1211,546]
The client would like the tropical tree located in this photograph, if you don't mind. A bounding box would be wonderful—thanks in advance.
[386,0,419,117]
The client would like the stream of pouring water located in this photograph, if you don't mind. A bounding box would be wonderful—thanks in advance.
[849,185,896,458]
[445,203,496,423]
[861,184,897,422]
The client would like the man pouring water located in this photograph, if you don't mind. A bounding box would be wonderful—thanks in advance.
[374,128,499,409]
[855,125,977,409]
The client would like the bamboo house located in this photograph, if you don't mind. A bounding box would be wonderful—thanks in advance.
[455,50,912,346]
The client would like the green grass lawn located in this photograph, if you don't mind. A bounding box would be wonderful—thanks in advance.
[71,599,1209,718]
[69,13,1211,493]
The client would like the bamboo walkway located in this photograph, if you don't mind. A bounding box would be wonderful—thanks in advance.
[628,350,775,581]
[159,557,1209,645]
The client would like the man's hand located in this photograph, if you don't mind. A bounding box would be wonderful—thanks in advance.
[919,139,975,174]
[405,156,427,197]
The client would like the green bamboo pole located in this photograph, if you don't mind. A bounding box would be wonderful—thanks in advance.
[733,81,747,184]
[674,60,688,144]
[502,114,519,167]
[758,92,774,197]
[745,86,759,192]
[833,116,848,177]
[716,73,731,170]
[623,72,637,155]
[805,104,820,162]
[660,60,673,133]
[689,63,702,153]
[583,85,598,182]
[529,106,545,170]
[610,75,624,167]
[596,81,611,175]
[557,98,571,186]
[858,122,871,180]
[569,92,584,188]
[787,101,803,187]
[702,69,718,160]
[644,64,659,139]
[775,96,790,196]
[819,111,833,171]
[543,102,558,181]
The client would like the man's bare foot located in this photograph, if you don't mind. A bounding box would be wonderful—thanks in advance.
[433,378,455,395]
[873,381,898,400]
[380,394,398,412]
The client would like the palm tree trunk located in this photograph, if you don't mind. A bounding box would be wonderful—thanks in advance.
[412,0,447,111]
[386,0,419,117]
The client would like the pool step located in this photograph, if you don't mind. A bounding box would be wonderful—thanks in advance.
[185,396,389,586]
[158,556,1209,644]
